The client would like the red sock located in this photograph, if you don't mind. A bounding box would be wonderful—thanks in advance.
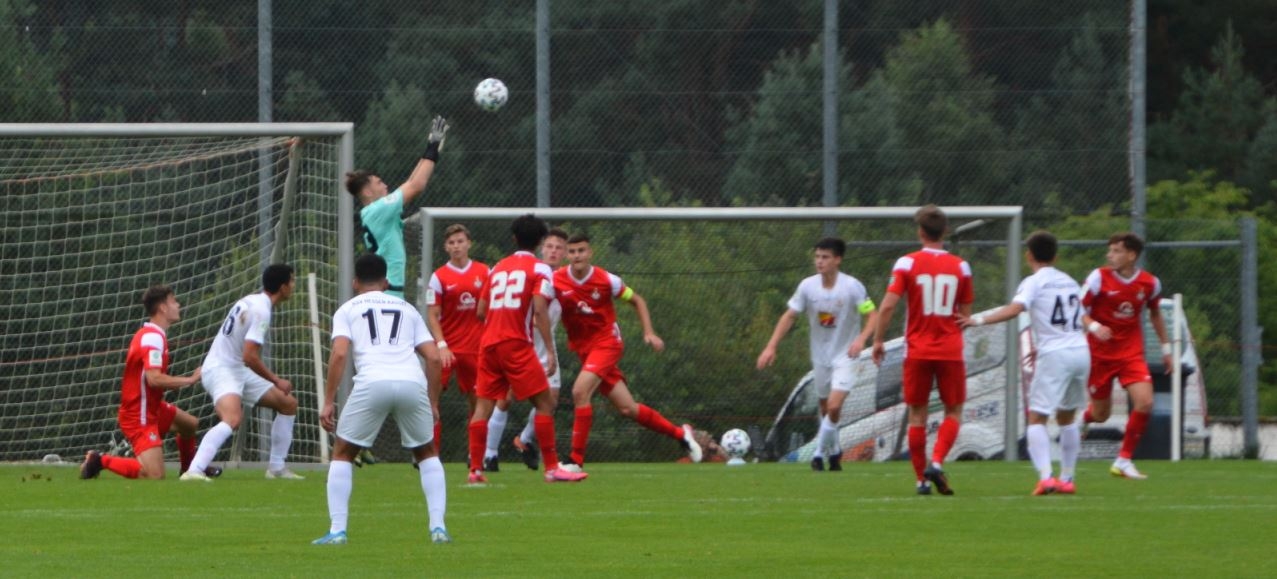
[177,435,196,474]
[433,421,442,454]
[534,413,559,470]
[1082,406,1095,424]
[102,455,141,479]
[1119,410,1150,459]
[467,421,487,472]
[908,426,926,482]
[635,404,682,440]
[570,406,594,465]
[932,417,960,465]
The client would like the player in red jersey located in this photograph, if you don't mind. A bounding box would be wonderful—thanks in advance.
[425,223,489,457]
[80,285,204,480]
[1080,232,1171,480]
[554,233,702,470]
[872,205,974,495]
[465,214,587,484]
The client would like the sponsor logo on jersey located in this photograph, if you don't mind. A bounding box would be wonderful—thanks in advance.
[576,301,595,315]
[446,284,457,291]
[458,292,476,309]
[1114,301,1136,319]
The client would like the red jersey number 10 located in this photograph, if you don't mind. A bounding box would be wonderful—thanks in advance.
[916,273,958,316]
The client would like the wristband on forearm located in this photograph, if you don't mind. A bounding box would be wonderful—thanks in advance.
[422,141,441,162]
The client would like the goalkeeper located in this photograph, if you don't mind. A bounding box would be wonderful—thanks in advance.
[345,115,450,299]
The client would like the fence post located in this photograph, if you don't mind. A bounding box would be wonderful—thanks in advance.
[1240,216,1260,458]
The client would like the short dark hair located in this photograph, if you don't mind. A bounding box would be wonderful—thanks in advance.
[547,227,569,242]
[443,223,471,241]
[1025,230,1058,263]
[813,237,846,257]
[916,204,948,242]
[345,170,376,198]
[141,285,173,317]
[355,253,387,283]
[566,233,590,245]
[511,213,548,251]
[1108,231,1145,256]
[263,264,294,294]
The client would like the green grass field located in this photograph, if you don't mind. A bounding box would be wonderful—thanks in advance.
[2,460,1275,577]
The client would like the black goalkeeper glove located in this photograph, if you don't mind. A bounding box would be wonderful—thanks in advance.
[422,115,450,162]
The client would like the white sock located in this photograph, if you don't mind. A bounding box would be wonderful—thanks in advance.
[1026,424,1053,480]
[1059,422,1080,481]
[418,457,447,530]
[485,408,508,458]
[519,408,537,444]
[189,421,233,474]
[326,460,353,533]
[820,416,840,455]
[270,414,296,471]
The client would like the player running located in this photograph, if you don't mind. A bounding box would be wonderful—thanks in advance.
[312,254,450,546]
[1079,232,1171,480]
[757,237,877,472]
[959,231,1087,495]
[554,233,702,470]
[465,214,587,484]
[872,205,974,495]
[425,223,489,458]
[345,115,449,299]
[80,285,206,480]
[181,264,302,481]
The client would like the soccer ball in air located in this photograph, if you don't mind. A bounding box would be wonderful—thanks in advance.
[474,78,509,112]
[720,428,751,462]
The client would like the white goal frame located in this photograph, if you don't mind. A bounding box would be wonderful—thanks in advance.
[0,123,356,465]
[413,206,1025,461]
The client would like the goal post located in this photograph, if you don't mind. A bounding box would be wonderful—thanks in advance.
[410,206,1025,462]
[0,123,354,465]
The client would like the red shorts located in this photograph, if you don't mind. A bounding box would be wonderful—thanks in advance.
[442,352,479,394]
[120,402,177,455]
[577,346,626,396]
[476,340,550,401]
[1088,357,1152,400]
[902,358,966,407]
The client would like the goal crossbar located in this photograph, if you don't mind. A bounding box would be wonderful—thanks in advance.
[413,205,1025,461]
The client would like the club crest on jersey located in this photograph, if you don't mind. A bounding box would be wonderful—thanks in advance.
[148,433,158,441]
[474,277,483,289]
[817,311,837,328]
[1115,301,1136,319]
[591,289,601,300]
[1136,289,1145,301]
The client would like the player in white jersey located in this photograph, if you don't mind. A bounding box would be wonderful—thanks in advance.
[492,227,568,470]
[960,231,1088,495]
[182,264,302,481]
[311,254,449,545]
[757,237,877,472]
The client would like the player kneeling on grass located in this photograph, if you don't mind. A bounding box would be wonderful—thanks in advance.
[958,231,1086,495]
[81,285,208,480]
[313,254,450,546]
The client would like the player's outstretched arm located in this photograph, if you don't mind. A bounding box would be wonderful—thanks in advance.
[399,115,450,205]
[143,366,201,390]
[959,302,1024,329]
[757,310,797,369]
[320,337,351,433]
[626,291,664,352]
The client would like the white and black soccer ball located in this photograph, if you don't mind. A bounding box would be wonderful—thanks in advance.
[720,428,751,459]
[474,78,509,112]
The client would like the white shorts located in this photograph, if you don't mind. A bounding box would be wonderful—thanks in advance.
[812,355,859,398]
[201,365,276,406]
[1028,347,1090,416]
[337,380,435,449]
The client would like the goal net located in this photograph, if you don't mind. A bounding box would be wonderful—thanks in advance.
[392,207,1023,464]
[0,124,352,465]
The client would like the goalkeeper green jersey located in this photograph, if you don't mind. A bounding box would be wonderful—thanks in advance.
[360,188,406,298]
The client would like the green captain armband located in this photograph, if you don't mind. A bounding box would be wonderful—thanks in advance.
[858,299,877,314]
[618,287,635,301]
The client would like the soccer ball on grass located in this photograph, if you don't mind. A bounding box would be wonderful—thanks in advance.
[720,428,751,465]
[474,78,509,112]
